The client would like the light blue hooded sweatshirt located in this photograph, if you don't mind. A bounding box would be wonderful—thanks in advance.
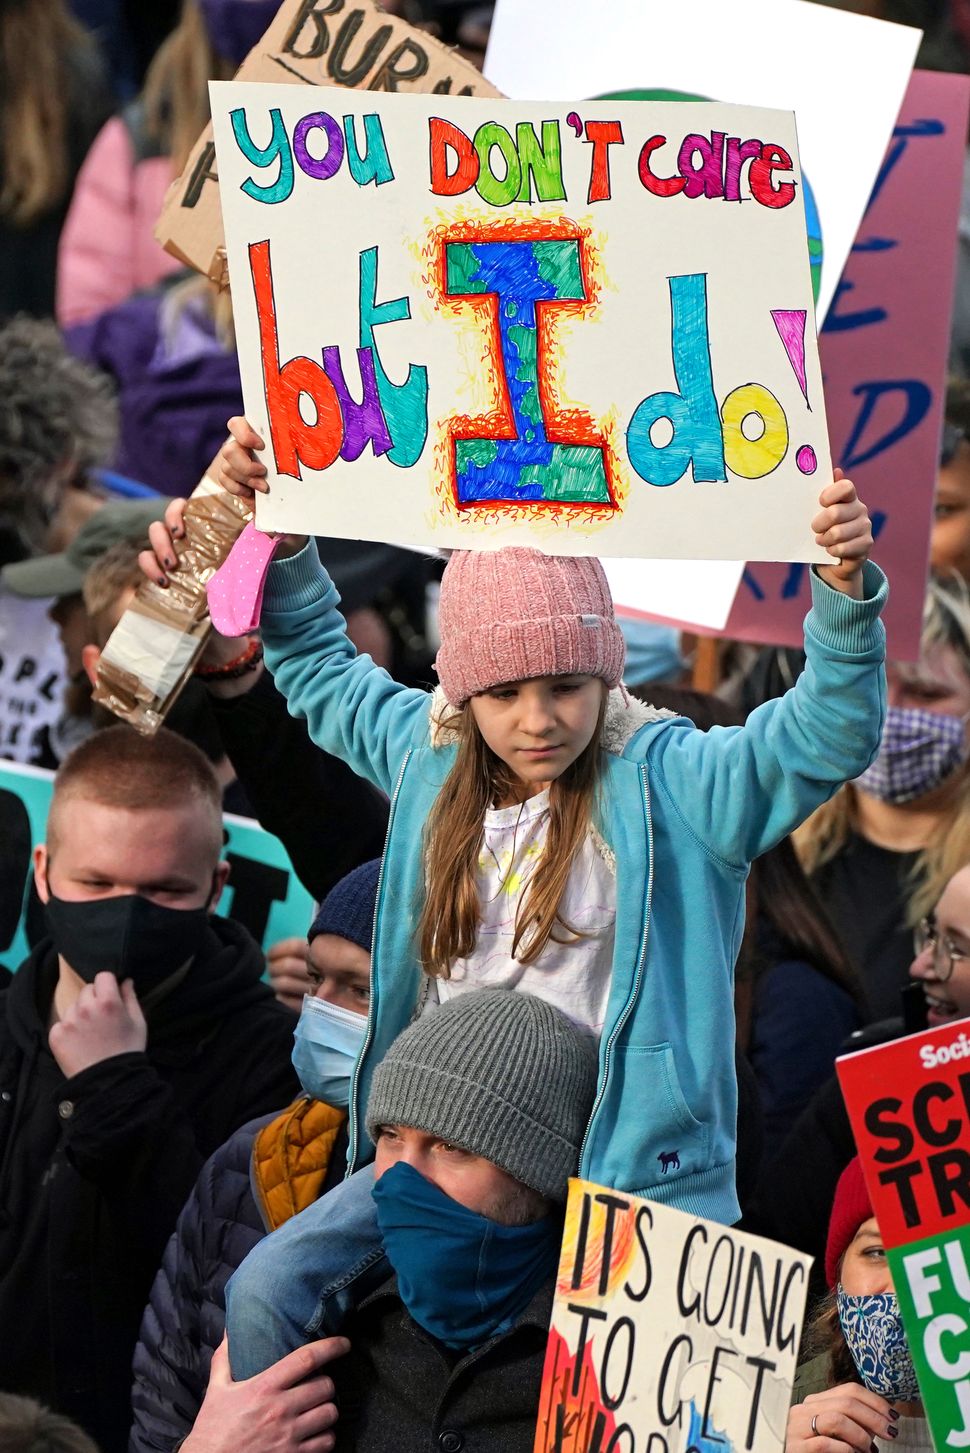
[259,544,887,1226]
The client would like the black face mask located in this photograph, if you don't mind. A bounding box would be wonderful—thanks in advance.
[44,892,211,994]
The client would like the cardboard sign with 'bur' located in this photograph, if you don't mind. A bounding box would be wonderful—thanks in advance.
[534,1179,811,1453]
[838,1024,970,1450]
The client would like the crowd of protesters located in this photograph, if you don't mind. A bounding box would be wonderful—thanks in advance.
[1,0,969,1450]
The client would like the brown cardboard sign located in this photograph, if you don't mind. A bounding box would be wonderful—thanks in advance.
[154,0,502,284]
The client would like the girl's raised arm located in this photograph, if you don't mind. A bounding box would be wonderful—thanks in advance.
[139,426,433,798]
[648,475,886,867]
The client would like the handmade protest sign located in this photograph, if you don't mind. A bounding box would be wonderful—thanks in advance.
[604,558,746,632]
[838,1025,970,1450]
[534,1179,811,1453]
[155,0,500,287]
[211,84,830,561]
[0,593,65,764]
[0,760,315,967]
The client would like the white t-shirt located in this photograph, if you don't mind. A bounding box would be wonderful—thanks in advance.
[433,788,616,1035]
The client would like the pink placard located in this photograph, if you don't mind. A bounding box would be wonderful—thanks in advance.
[686,71,970,661]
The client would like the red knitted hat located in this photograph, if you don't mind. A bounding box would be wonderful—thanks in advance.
[433,547,625,707]
[825,1157,874,1288]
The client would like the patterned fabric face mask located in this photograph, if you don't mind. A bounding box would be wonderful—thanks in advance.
[837,1289,921,1400]
[854,705,968,804]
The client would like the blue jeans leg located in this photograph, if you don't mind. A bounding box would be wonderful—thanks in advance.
[225,1163,388,1378]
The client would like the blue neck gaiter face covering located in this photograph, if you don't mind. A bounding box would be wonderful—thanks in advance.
[372,1162,560,1350]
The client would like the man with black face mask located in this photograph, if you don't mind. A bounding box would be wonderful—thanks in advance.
[0,725,299,1453]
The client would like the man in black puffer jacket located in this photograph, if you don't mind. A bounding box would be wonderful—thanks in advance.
[129,860,380,1453]
[0,726,298,1453]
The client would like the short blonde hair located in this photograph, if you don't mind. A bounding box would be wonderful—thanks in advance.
[49,725,222,860]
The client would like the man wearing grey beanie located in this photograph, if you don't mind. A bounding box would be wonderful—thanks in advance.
[186,988,596,1453]
[338,986,597,1449]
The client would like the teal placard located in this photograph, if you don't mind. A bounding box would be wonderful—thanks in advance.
[889,1229,970,1451]
[221,809,317,947]
[0,759,315,970]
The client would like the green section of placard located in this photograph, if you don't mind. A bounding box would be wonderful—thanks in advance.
[888,1229,970,1452]
[0,760,315,970]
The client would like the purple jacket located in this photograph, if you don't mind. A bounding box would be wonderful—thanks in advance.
[66,283,243,497]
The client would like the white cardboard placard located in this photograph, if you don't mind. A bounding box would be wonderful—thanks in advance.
[212,83,831,561]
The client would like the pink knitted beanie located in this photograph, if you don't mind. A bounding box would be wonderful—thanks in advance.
[434,547,625,707]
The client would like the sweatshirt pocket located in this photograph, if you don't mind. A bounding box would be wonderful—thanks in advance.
[594,1041,710,1193]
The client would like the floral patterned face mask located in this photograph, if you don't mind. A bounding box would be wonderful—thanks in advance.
[837,1289,920,1401]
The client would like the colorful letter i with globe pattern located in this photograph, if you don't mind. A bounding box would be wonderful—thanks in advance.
[443,235,614,511]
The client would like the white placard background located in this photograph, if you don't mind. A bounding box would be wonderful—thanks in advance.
[605,558,743,630]
[485,0,920,326]
[483,0,917,626]
[213,84,832,564]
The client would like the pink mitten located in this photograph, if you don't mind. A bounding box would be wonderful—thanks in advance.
[206,522,281,636]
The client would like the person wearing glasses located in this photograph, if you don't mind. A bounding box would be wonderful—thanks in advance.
[909,865,970,1027]
[749,858,970,1301]
[737,383,970,1025]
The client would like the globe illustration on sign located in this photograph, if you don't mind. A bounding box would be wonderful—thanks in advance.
[595,88,824,307]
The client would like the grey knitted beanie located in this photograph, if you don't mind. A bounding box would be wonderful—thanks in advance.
[366,989,598,1203]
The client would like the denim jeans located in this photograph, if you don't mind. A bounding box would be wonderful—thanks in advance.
[224,1164,389,1378]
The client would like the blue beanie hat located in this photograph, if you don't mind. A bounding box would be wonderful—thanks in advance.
[308,859,381,954]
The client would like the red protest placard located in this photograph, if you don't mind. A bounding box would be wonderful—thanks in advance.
[836,1021,970,1248]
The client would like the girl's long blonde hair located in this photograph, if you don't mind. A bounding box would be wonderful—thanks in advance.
[419,692,607,978]
[0,0,97,225]
[142,1,235,174]
[795,574,970,926]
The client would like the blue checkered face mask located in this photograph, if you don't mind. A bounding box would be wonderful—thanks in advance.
[837,1289,920,1401]
[855,706,968,805]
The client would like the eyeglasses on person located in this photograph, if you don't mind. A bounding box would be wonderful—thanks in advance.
[914,916,970,983]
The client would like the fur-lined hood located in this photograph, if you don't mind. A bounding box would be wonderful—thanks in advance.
[427,685,675,752]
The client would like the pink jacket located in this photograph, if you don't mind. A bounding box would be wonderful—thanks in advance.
[56,116,181,327]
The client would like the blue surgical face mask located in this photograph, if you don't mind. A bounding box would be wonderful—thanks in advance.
[291,994,366,1109]
[837,1288,920,1401]
[372,1161,559,1350]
